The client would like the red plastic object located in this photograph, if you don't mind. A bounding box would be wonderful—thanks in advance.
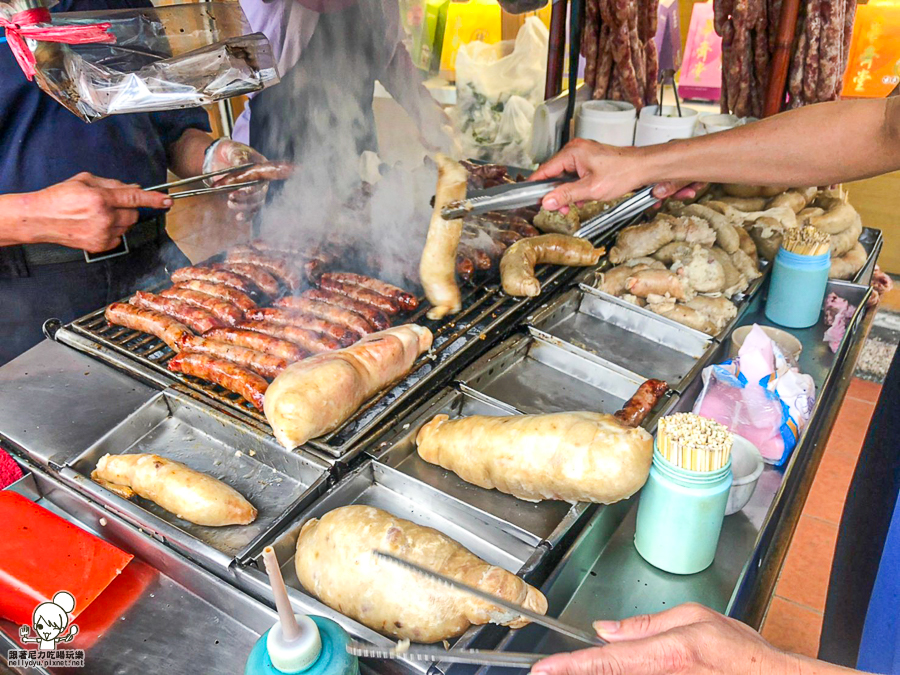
[0,492,133,625]
[0,448,23,489]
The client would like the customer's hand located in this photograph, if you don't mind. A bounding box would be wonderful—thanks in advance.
[203,138,269,223]
[21,173,171,253]
[532,604,797,675]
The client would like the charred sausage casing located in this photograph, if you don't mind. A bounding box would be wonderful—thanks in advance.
[170,266,256,294]
[172,280,257,312]
[203,327,308,362]
[317,277,399,315]
[177,334,289,380]
[130,291,223,334]
[105,303,192,351]
[212,262,281,296]
[301,288,390,331]
[159,287,244,326]
[244,308,359,346]
[273,296,374,335]
[239,320,342,354]
[168,352,268,411]
[318,272,418,312]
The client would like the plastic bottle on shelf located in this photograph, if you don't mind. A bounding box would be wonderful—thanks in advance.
[245,547,358,675]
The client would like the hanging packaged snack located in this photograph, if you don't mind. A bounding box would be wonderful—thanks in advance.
[0,0,279,122]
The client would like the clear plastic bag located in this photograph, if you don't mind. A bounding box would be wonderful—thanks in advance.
[2,1,279,122]
[449,17,548,167]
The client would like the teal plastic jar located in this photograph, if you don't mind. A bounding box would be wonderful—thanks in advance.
[634,443,733,575]
[765,248,831,328]
[245,615,359,675]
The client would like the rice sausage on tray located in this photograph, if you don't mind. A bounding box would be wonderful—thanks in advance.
[273,296,374,335]
[105,303,191,351]
[177,334,288,380]
[130,291,223,334]
[239,320,341,354]
[318,272,418,312]
[170,266,256,294]
[159,287,244,326]
[225,246,303,291]
[212,262,280,296]
[168,352,268,411]
[204,327,308,362]
[301,288,390,331]
[245,308,358,346]
[318,277,399,315]
[173,280,257,312]
[500,235,605,297]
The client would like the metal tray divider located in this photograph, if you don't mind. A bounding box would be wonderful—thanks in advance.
[855,226,883,286]
[454,383,525,415]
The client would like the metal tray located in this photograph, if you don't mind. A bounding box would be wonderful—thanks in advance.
[856,226,883,287]
[454,331,678,428]
[0,459,277,675]
[234,459,552,674]
[524,286,715,393]
[59,387,330,571]
[367,386,595,548]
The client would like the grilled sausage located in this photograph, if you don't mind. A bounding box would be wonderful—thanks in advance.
[300,288,390,331]
[318,272,418,312]
[225,246,303,291]
[239,320,341,354]
[105,303,191,351]
[170,266,256,294]
[130,292,223,334]
[173,280,257,312]
[159,287,244,326]
[478,213,541,238]
[168,352,268,411]
[204,327,308,362]
[245,308,358,346]
[614,379,669,428]
[456,254,475,283]
[318,277,399,315]
[273,297,374,335]
[177,334,288,380]
[457,243,493,271]
[212,262,280,296]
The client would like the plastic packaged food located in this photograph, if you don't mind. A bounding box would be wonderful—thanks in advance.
[1,1,279,122]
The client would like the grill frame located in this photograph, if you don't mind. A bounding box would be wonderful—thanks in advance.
[52,220,628,462]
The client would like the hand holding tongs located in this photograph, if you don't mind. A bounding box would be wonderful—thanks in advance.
[144,163,264,200]
[345,551,607,668]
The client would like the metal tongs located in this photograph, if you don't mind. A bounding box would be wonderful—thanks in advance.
[145,162,264,200]
[441,177,578,220]
[345,551,606,668]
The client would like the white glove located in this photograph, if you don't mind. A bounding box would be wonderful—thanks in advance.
[203,138,268,222]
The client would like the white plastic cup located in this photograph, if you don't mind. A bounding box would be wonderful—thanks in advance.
[699,113,739,134]
[634,105,699,146]
[575,101,637,147]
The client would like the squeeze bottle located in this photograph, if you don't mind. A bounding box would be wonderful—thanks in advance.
[245,547,358,675]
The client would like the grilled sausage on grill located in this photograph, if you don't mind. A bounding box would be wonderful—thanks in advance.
[317,277,399,315]
[212,262,280,296]
[168,352,268,411]
[245,308,358,346]
[171,266,256,294]
[239,320,341,354]
[130,291,223,334]
[224,246,303,292]
[159,287,244,326]
[273,297,374,335]
[105,303,191,351]
[318,272,418,312]
[176,334,288,380]
[173,280,257,312]
[203,327,308,362]
[301,288,390,331]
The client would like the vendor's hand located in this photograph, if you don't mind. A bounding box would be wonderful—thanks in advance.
[532,604,796,675]
[203,138,269,223]
[22,173,172,253]
[652,182,709,202]
[531,139,647,209]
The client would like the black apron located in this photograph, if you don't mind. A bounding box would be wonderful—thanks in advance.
[249,0,388,191]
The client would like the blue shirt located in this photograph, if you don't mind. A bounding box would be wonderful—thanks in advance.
[0,0,211,195]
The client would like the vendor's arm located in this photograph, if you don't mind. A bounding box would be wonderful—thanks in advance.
[532,603,861,675]
[0,173,171,251]
[535,97,900,208]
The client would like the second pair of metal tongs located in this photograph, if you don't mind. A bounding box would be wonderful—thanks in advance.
[441,177,577,220]
[145,162,264,200]
[345,551,607,668]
